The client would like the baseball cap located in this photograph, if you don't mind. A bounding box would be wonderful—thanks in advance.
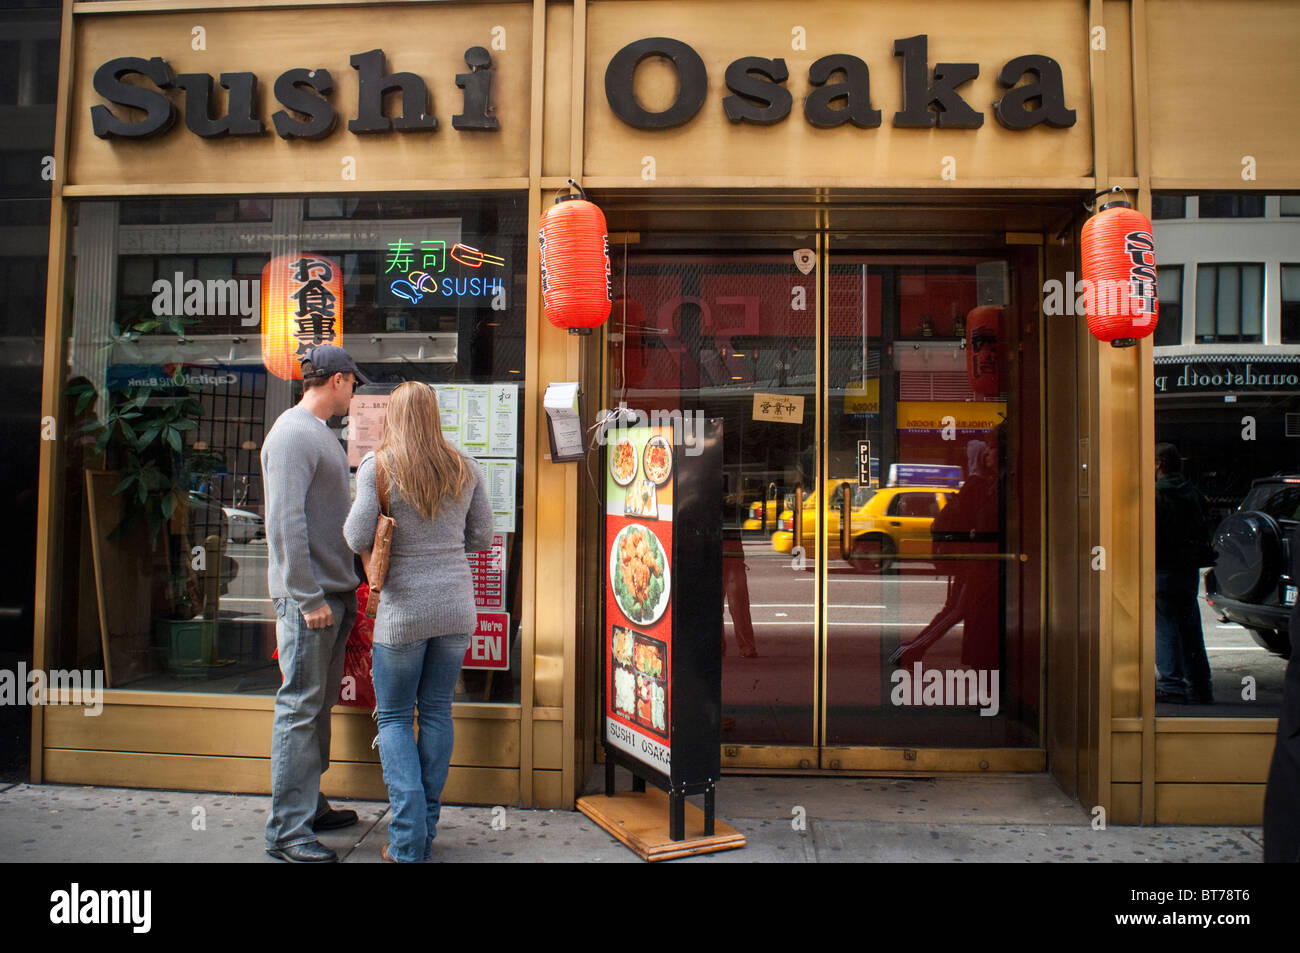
[300,344,371,385]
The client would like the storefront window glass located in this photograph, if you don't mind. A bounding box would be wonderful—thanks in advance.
[1194,263,1263,343]
[1154,265,1183,347]
[1282,265,1300,344]
[0,40,18,104]
[1197,193,1266,219]
[1152,192,1297,717]
[1152,194,1187,220]
[53,192,527,703]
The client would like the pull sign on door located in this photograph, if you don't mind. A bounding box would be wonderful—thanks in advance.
[858,440,872,487]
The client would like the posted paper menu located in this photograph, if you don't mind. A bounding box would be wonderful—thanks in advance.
[348,385,519,531]
[543,382,584,459]
[485,459,517,533]
[435,383,518,458]
[489,385,517,456]
[346,394,391,468]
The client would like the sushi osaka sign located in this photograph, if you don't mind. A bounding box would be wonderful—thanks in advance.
[604,34,1076,131]
[606,424,676,773]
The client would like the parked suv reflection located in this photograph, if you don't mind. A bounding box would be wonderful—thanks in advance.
[1205,474,1300,658]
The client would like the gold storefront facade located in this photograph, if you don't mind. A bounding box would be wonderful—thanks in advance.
[31,0,1300,822]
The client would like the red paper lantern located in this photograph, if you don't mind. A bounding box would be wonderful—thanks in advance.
[538,183,611,334]
[966,305,1003,397]
[261,253,345,380]
[1081,194,1158,348]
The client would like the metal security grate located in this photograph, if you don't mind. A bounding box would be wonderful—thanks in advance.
[899,370,978,401]
[193,366,267,514]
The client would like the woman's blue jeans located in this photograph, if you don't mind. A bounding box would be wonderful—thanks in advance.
[371,633,468,862]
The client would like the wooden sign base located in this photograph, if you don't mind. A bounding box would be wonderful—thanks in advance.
[577,789,746,862]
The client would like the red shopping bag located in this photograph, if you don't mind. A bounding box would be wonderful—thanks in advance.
[270,584,376,708]
[340,584,376,708]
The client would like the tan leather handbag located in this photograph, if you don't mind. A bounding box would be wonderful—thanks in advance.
[361,459,396,619]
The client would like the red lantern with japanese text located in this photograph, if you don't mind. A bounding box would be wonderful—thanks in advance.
[538,182,611,334]
[1081,193,1158,348]
[261,253,344,380]
[966,305,1003,397]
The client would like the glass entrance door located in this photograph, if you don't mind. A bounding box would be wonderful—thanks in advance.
[610,249,820,759]
[821,250,1042,758]
[608,230,1042,769]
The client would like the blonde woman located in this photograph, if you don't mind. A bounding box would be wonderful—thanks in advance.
[344,382,494,862]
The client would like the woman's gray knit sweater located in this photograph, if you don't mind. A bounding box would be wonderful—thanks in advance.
[343,450,494,646]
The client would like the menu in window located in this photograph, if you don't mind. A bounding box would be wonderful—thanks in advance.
[434,383,518,458]
[490,385,518,456]
[346,394,391,467]
[348,385,518,532]
[484,459,516,533]
[348,384,518,460]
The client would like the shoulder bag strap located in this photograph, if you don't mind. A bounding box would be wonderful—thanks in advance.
[375,455,391,516]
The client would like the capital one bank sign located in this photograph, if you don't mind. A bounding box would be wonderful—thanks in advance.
[90,33,1073,142]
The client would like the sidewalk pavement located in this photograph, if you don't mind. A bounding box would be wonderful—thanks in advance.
[0,774,1265,862]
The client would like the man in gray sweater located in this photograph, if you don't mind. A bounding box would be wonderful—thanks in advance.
[262,344,366,863]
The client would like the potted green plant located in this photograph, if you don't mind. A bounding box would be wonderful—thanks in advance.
[68,312,218,676]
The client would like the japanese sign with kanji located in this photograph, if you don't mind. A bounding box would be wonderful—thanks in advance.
[377,234,510,311]
[751,393,805,424]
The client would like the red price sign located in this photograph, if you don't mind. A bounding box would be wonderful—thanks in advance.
[469,534,506,609]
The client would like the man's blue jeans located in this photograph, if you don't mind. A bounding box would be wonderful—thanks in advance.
[265,590,357,850]
[1155,567,1214,700]
[371,633,469,863]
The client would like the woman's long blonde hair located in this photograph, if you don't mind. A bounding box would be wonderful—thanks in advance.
[375,382,471,520]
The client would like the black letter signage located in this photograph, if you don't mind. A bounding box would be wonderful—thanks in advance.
[87,34,1076,147]
[349,48,437,133]
[805,54,881,128]
[992,54,1076,129]
[271,68,337,140]
[604,37,708,129]
[173,72,265,138]
[90,57,177,139]
[453,46,499,130]
[722,57,792,125]
[892,34,983,129]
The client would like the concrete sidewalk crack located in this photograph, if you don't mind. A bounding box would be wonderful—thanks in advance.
[339,806,390,862]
